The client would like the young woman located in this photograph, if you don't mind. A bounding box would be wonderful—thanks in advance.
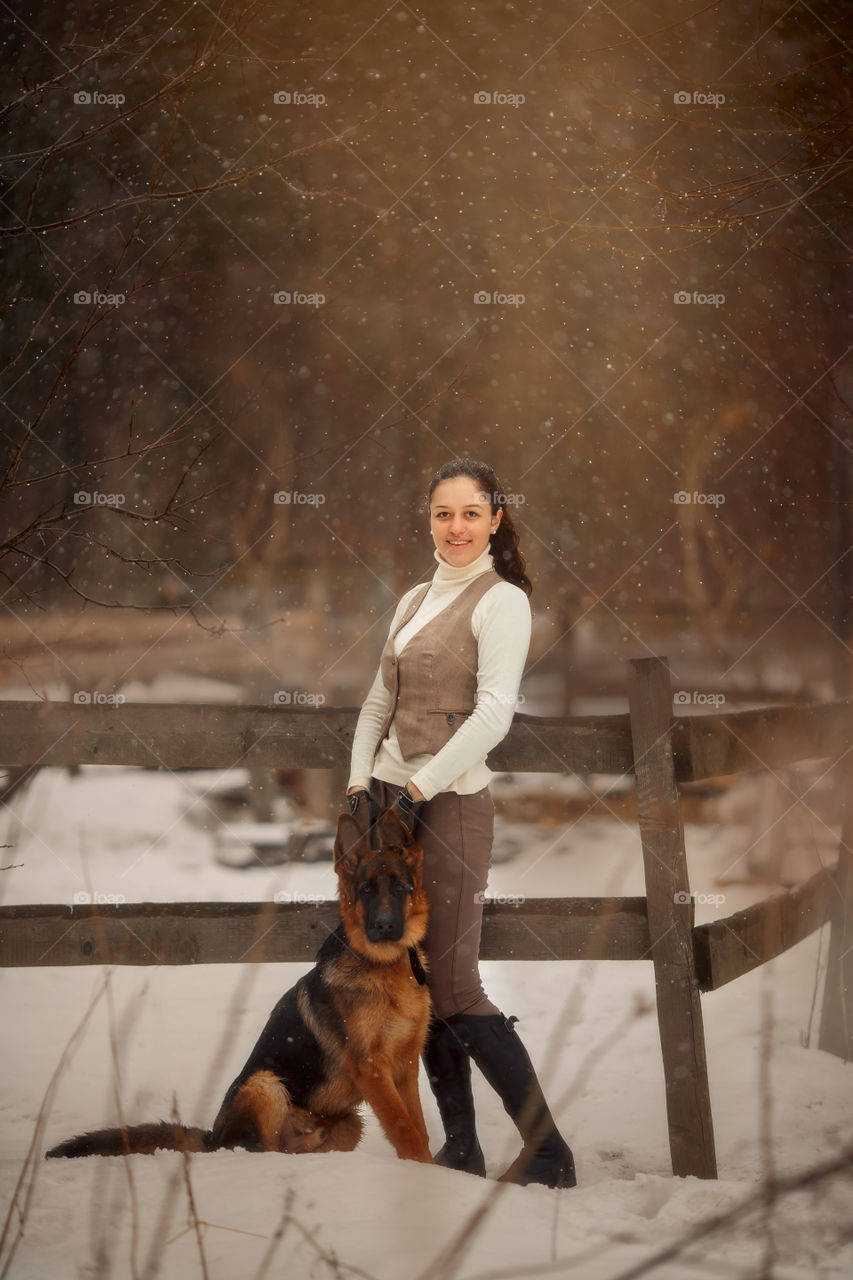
[346,457,576,1189]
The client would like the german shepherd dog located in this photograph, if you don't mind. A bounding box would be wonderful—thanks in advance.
[46,807,433,1164]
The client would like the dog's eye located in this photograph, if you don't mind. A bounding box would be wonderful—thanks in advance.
[391,881,412,896]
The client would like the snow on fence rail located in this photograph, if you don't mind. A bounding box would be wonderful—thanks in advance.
[1,656,851,1181]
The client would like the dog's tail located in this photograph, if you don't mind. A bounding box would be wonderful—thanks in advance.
[45,1123,214,1159]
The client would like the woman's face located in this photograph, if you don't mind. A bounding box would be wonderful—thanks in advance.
[429,476,501,567]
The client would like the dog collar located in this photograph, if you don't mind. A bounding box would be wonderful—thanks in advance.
[408,946,427,986]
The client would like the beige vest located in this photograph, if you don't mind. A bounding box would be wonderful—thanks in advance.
[376,570,500,762]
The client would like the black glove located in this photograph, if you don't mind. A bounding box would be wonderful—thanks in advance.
[391,785,425,836]
[346,786,383,832]
[347,788,369,816]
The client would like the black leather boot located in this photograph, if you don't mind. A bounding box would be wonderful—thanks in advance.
[422,1018,486,1176]
[446,1012,577,1189]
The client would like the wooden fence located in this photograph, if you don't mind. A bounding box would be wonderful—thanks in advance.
[0,656,851,1180]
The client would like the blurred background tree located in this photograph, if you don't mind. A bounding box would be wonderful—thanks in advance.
[1,0,850,700]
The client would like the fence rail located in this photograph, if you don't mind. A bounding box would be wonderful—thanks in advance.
[0,699,634,773]
[2,695,850,779]
[0,897,652,967]
[693,863,840,991]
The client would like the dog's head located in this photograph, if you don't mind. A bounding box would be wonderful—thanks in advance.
[334,806,428,960]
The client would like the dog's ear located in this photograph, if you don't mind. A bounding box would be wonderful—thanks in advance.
[334,811,369,876]
[375,806,414,852]
[376,806,410,850]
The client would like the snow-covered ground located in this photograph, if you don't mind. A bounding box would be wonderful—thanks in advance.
[1,763,851,1279]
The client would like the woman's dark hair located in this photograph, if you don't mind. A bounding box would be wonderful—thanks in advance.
[426,458,532,598]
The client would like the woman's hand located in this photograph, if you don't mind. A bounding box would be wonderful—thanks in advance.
[391,783,425,835]
[346,786,370,816]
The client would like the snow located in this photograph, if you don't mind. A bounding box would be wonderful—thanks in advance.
[1,764,851,1279]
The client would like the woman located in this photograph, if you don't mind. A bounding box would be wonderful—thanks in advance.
[346,457,576,1190]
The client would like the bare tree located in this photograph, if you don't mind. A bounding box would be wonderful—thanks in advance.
[0,0,373,616]
[516,0,853,672]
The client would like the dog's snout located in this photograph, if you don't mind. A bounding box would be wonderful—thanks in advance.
[368,913,403,941]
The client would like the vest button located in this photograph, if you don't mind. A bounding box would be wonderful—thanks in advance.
[446,712,456,724]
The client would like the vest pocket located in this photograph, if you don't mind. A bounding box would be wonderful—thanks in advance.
[429,709,473,726]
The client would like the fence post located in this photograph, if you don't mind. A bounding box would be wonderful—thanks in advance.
[818,770,853,1060]
[627,656,717,1179]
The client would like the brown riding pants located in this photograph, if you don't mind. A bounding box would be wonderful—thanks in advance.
[368,776,499,1019]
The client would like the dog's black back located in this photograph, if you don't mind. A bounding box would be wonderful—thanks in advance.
[213,927,349,1124]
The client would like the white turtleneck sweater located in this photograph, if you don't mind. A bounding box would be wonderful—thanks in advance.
[347,545,532,801]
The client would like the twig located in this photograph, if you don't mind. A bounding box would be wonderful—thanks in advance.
[172,1096,210,1280]
[0,974,111,1278]
[252,1188,293,1280]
